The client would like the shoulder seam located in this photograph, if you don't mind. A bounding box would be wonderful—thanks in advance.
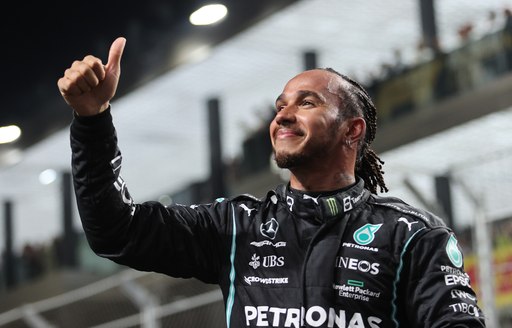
[231,193,262,203]
[368,198,446,228]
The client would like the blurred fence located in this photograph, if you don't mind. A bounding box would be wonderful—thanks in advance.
[0,269,225,328]
[453,149,512,328]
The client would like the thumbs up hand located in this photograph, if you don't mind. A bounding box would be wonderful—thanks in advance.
[57,37,126,116]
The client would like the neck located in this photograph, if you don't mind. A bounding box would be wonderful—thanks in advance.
[284,148,358,192]
[289,168,355,192]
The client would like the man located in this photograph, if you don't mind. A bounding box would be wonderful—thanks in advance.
[58,37,485,327]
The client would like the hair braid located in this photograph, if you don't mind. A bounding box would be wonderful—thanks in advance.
[319,67,388,194]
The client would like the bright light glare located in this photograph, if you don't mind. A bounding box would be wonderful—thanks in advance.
[39,169,57,185]
[0,149,23,166]
[188,45,211,63]
[158,194,173,206]
[189,4,228,26]
[0,125,22,144]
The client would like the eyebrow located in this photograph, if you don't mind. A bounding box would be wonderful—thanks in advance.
[275,90,326,105]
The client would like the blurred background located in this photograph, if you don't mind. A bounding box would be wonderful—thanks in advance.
[1,0,512,327]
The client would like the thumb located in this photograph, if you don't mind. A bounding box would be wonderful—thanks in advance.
[106,37,126,73]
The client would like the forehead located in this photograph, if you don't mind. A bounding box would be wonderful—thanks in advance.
[280,70,343,101]
[277,69,343,104]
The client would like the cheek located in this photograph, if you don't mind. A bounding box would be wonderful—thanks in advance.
[269,120,277,142]
[310,117,340,142]
[307,117,329,133]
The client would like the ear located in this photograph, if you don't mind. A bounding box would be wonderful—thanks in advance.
[345,117,366,144]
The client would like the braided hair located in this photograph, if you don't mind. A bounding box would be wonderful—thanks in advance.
[319,67,388,194]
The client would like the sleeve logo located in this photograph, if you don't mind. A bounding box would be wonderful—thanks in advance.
[446,235,463,268]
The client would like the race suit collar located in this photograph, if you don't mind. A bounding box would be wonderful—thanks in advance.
[275,178,369,222]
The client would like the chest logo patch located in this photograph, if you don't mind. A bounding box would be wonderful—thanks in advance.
[353,223,382,245]
[240,204,256,217]
[398,217,418,231]
[326,197,339,215]
[286,196,294,211]
[260,218,279,240]
[249,254,260,269]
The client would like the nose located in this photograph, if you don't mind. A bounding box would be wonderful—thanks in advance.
[274,105,296,126]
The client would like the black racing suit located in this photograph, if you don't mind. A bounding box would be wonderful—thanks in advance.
[70,108,485,327]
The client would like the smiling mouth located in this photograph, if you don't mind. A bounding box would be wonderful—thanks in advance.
[275,128,304,139]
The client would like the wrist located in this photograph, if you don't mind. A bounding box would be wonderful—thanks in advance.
[73,102,110,117]
[71,105,113,142]
[99,102,110,113]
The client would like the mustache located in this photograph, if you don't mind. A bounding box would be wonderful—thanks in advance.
[274,127,305,137]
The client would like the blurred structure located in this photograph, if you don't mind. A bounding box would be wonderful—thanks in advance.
[1,1,512,327]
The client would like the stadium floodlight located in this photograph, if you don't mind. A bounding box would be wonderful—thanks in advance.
[0,125,21,144]
[189,4,228,26]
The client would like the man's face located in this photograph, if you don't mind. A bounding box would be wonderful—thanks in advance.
[270,70,345,169]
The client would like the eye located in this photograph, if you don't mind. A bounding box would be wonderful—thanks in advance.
[301,100,315,107]
[275,104,285,112]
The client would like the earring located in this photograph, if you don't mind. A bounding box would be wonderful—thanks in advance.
[346,139,352,147]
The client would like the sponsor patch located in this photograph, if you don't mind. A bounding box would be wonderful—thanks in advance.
[243,276,289,285]
[446,235,463,268]
[244,305,382,327]
[353,224,382,246]
[250,240,286,248]
[260,218,279,240]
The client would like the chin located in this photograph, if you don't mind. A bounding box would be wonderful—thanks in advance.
[274,151,304,169]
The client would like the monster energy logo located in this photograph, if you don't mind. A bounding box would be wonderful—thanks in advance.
[326,198,338,215]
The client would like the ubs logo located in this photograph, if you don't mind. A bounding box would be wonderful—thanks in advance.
[260,218,279,240]
[249,253,284,269]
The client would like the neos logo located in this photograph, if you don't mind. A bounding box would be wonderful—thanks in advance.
[335,256,380,275]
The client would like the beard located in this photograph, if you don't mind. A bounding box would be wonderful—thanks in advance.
[272,122,340,169]
[273,150,305,168]
[273,142,330,169]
